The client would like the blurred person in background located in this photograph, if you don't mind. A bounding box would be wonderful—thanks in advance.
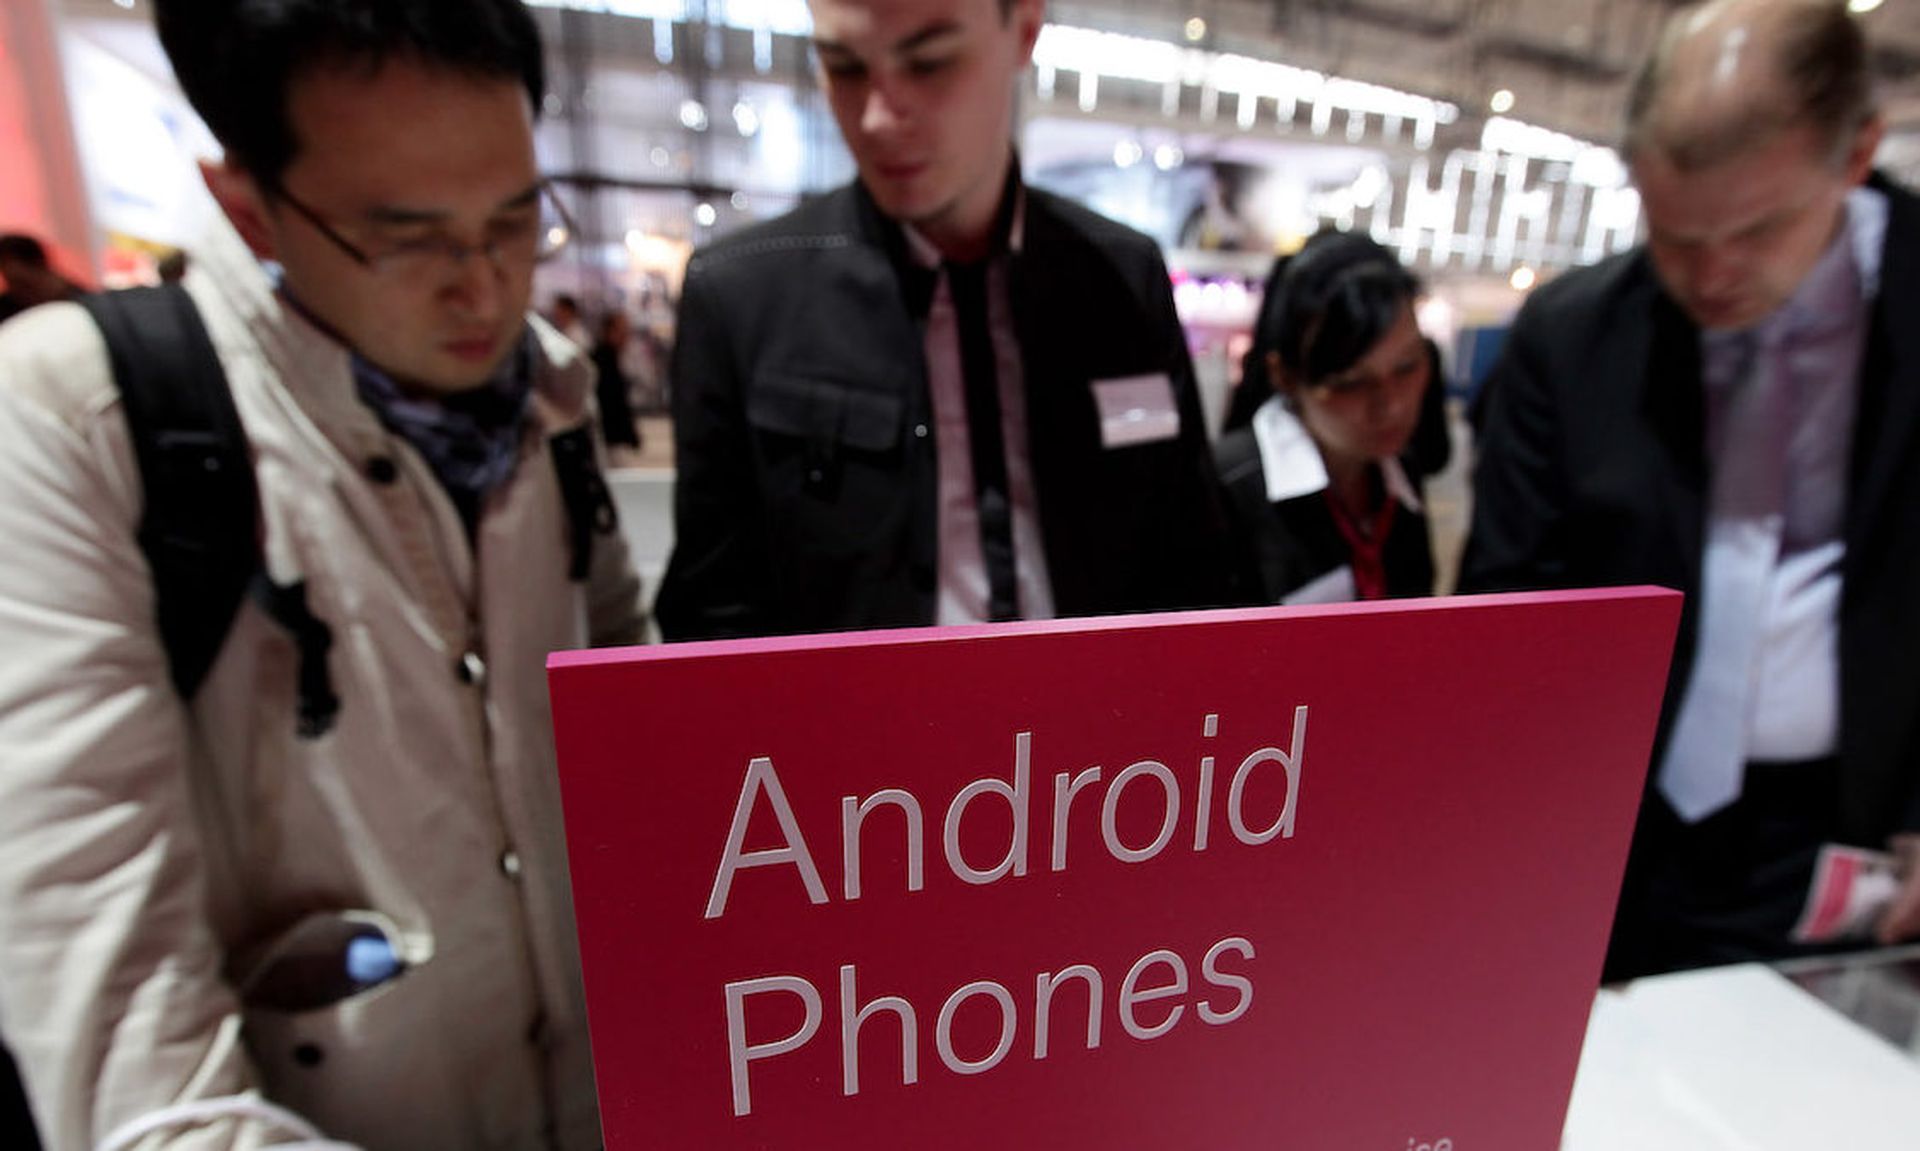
[0,1,642,1147]
[592,307,643,463]
[1464,0,1920,978]
[656,0,1237,639]
[1214,232,1436,604]
[548,291,590,348]
[0,234,77,323]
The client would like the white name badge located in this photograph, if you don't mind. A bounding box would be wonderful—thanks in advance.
[1091,373,1181,448]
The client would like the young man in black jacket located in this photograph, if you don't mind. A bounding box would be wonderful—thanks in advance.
[657,0,1236,639]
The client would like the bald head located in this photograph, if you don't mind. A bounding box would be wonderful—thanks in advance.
[1625,0,1876,170]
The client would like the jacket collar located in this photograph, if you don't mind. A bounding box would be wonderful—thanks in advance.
[849,154,1033,318]
[897,162,1029,269]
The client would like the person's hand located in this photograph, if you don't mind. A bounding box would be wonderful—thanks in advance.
[1874,833,1920,945]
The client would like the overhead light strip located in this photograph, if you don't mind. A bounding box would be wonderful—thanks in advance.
[524,3,1461,127]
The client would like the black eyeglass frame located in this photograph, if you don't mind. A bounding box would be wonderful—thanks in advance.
[268,180,576,276]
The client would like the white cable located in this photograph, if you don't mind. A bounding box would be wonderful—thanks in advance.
[96,1093,361,1151]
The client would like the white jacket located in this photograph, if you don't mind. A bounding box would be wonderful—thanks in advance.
[0,218,645,1150]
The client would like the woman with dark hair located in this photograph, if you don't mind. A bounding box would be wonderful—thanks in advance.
[1214,231,1436,603]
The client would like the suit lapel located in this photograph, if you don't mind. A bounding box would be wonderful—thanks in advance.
[1847,181,1920,548]
[848,184,936,319]
[1640,282,1710,586]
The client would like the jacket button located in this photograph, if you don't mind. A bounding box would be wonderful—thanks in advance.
[914,423,929,439]
[500,849,523,879]
[457,652,486,687]
[365,456,399,485]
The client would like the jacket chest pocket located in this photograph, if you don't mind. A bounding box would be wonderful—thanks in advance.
[747,371,910,553]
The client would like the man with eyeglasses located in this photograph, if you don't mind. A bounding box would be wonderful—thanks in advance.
[0,2,641,1148]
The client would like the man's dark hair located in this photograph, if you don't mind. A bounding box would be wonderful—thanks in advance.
[0,234,51,268]
[1261,231,1421,387]
[153,0,546,189]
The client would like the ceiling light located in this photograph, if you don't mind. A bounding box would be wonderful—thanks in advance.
[1113,140,1144,169]
[695,203,718,228]
[1184,18,1208,42]
[679,99,709,132]
[1510,266,1537,292]
[1154,145,1185,171]
[1489,89,1516,115]
[1352,166,1387,209]
[732,101,760,137]
[1848,0,1884,12]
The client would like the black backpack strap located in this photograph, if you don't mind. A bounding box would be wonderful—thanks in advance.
[82,286,340,737]
[548,425,619,581]
[79,285,260,702]
[249,577,339,739]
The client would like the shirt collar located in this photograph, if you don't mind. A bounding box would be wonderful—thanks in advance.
[1847,184,1888,303]
[900,170,1028,270]
[1249,394,1423,513]
[1776,187,1875,335]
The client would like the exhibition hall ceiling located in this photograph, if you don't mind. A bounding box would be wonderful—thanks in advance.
[48,0,1920,273]
[1063,0,1920,149]
[54,0,1920,158]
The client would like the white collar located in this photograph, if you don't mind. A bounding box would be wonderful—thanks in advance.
[901,182,1028,269]
[1847,184,1888,303]
[1249,394,1423,513]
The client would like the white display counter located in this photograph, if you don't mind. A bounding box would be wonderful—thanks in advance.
[1564,947,1920,1149]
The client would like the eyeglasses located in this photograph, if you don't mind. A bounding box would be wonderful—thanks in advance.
[271,180,576,284]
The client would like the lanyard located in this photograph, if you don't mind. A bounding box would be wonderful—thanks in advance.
[1325,483,1398,601]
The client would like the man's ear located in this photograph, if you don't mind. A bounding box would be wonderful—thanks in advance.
[1843,112,1885,188]
[1010,0,1045,67]
[200,159,279,260]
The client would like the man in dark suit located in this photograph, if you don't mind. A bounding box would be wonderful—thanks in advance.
[1464,0,1920,979]
[656,0,1234,640]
